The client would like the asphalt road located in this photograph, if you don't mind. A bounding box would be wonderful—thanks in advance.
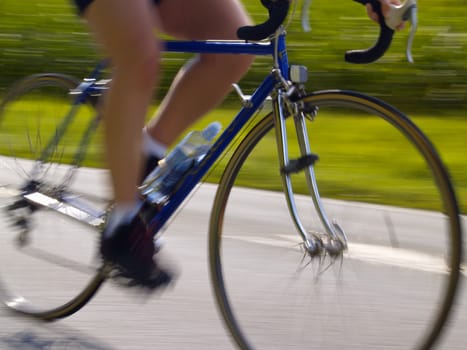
[0,167,465,350]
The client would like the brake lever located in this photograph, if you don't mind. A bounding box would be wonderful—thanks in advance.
[406,7,417,63]
[385,0,418,63]
[301,0,417,63]
[301,0,312,32]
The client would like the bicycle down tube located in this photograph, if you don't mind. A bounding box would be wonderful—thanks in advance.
[144,34,338,245]
[16,36,283,227]
[151,35,339,249]
[15,38,281,232]
[25,33,339,248]
[147,36,286,233]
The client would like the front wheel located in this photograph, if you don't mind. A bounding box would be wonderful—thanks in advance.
[209,90,462,350]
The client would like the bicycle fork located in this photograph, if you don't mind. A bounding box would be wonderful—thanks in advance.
[272,89,348,258]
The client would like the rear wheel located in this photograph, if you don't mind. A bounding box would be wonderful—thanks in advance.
[0,74,107,320]
[209,90,462,350]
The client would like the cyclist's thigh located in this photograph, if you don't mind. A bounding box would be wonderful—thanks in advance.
[156,0,252,40]
[73,0,160,16]
[84,0,160,64]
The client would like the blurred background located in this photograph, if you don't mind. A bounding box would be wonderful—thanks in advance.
[0,0,465,211]
[0,4,466,349]
[1,0,466,111]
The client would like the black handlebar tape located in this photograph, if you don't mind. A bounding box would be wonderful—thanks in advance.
[237,0,290,41]
[345,0,395,63]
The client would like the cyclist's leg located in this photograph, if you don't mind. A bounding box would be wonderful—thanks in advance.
[144,0,254,148]
[81,0,173,288]
[84,0,161,204]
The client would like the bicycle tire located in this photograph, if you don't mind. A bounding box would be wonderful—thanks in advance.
[0,73,107,320]
[209,90,462,350]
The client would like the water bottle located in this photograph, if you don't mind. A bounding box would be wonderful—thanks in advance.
[140,122,222,205]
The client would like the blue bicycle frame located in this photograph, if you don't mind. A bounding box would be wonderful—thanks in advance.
[77,32,291,233]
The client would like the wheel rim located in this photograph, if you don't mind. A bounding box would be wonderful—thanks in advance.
[209,91,462,350]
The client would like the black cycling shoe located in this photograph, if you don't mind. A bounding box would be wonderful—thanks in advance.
[100,212,172,290]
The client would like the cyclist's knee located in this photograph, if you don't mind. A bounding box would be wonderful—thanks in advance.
[113,46,161,89]
[234,55,255,78]
[231,55,254,83]
[200,53,253,82]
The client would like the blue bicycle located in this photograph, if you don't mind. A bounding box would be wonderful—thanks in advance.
[0,1,462,349]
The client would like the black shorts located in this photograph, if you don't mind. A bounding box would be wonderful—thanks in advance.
[73,0,161,15]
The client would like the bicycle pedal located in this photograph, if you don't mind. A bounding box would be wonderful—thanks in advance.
[281,153,319,174]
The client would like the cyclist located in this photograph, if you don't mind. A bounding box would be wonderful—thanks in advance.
[71,0,404,290]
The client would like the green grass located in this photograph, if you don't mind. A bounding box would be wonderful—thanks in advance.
[0,94,104,167]
[0,0,465,212]
[0,97,464,213]
[1,0,467,112]
[207,108,466,213]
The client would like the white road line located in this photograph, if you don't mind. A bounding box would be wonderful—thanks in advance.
[225,234,465,276]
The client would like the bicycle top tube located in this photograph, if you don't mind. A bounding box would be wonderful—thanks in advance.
[162,34,289,78]
[86,32,290,83]
[163,40,274,56]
